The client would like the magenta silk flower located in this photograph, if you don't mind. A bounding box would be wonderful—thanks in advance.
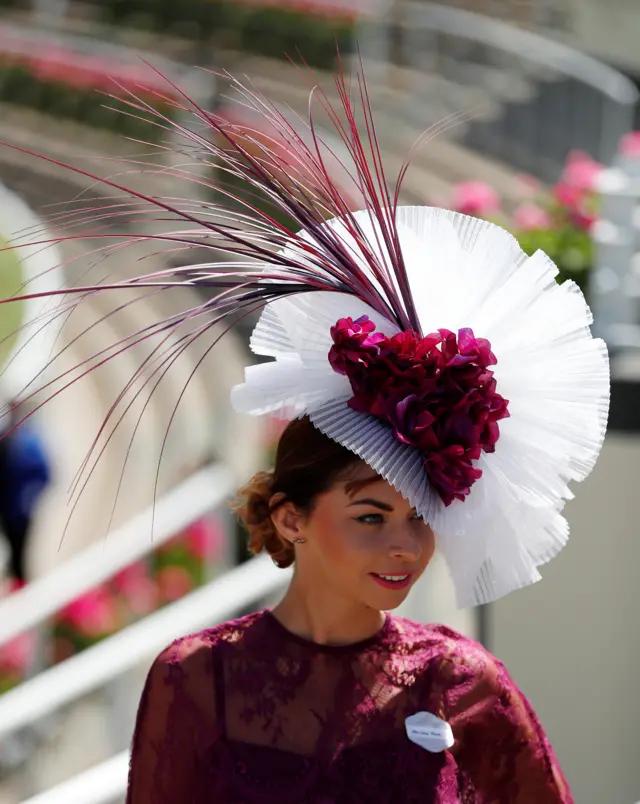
[328,316,510,505]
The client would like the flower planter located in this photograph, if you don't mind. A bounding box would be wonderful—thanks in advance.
[46,515,229,666]
[449,150,605,299]
[0,55,179,143]
[86,0,355,69]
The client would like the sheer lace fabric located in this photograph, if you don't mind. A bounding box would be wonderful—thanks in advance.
[126,610,573,803]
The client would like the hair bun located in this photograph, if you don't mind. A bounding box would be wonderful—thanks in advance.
[234,471,295,568]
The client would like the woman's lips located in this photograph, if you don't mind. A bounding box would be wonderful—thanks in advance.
[369,573,414,591]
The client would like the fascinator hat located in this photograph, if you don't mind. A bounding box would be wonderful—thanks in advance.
[0,65,609,607]
[231,207,609,606]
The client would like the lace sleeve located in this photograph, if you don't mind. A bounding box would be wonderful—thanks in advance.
[446,648,573,803]
[126,634,217,803]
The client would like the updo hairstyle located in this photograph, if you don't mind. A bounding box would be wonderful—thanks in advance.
[233,415,360,567]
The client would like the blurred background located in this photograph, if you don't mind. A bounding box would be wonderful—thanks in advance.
[0,1,638,802]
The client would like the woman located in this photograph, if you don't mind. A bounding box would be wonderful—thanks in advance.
[121,114,607,798]
[0,62,607,803]
[126,416,578,802]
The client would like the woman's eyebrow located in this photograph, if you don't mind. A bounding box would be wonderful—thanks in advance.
[347,498,394,512]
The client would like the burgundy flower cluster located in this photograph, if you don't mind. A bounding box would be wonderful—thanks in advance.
[328,316,510,505]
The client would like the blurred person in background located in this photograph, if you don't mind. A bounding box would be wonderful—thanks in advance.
[0,395,51,589]
[0,63,608,802]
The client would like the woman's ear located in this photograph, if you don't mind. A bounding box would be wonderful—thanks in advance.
[270,495,305,545]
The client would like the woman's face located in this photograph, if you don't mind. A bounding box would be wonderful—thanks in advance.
[275,462,435,611]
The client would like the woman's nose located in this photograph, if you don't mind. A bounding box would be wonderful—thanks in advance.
[387,524,422,562]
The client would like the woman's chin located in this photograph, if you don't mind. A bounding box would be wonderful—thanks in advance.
[379,595,410,611]
[364,587,413,611]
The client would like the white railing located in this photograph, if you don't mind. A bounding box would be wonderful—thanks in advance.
[22,753,129,804]
[0,554,288,742]
[0,182,65,401]
[591,155,640,352]
[5,556,289,804]
[0,463,232,648]
[363,1,639,183]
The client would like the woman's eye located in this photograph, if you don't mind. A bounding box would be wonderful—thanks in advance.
[410,513,424,522]
[356,513,384,525]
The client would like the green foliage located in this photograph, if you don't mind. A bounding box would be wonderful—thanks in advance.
[0,62,176,141]
[91,0,355,69]
[452,163,601,299]
[516,225,592,296]
[0,237,24,373]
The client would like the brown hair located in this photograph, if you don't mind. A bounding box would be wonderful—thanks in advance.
[233,415,362,567]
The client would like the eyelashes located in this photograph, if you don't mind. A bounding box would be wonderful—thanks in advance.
[355,513,424,526]
[355,514,384,525]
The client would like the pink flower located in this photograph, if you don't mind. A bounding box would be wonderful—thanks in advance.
[619,131,640,158]
[60,587,119,638]
[185,518,226,561]
[113,561,148,593]
[156,566,194,602]
[513,203,552,231]
[554,181,583,209]
[9,44,180,100]
[554,180,599,231]
[235,0,358,21]
[328,315,386,376]
[123,577,158,617]
[329,319,509,506]
[561,150,604,193]
[515,174,543,198]
[0,632,35,675]
[2,577,26,596]
[451,181,500,218]
[570,210,598,232]
[113,562,158,617]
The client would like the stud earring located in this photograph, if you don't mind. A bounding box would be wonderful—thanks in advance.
[292,537,306,544]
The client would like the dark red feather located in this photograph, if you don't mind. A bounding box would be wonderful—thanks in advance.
[0,57,435,522]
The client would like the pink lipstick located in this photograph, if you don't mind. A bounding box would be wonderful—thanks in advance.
[370,573,414,591]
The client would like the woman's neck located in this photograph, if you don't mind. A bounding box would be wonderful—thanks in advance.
[271,575,385,647]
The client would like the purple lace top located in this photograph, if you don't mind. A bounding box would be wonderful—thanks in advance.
[126,610,573,803]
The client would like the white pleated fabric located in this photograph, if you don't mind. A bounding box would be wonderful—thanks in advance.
[231,207,610,608]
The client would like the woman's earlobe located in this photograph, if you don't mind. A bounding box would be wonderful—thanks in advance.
[270,500,305,545]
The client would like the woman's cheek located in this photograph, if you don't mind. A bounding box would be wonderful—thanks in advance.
[341,526,386,556]
[319,522,374,562]
[418,527,436,569]
[311,518,356,562]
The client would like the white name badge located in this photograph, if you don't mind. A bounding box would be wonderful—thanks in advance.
[405,711,454,753]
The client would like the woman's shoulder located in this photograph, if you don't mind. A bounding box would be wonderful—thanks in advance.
[389,616,503,681]
[390,615,484,653]
[150,610,267,679]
